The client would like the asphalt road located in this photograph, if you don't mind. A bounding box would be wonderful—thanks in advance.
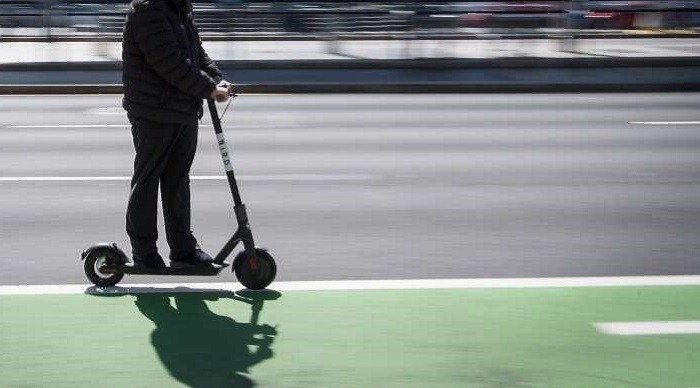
[0,93,698,285]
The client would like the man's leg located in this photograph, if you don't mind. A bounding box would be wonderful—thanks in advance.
[126,114,179,258]
[160,118,199,260]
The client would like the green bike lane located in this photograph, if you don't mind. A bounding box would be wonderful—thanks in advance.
[1,280,700,387]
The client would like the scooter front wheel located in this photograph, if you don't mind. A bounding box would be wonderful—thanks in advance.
[234,248,277,290]
[83,248,125,287]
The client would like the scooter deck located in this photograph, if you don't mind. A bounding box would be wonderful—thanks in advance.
[119,262,229,276]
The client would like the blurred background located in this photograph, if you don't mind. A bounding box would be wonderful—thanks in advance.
[2,1,700,39]
[0,0,698,61]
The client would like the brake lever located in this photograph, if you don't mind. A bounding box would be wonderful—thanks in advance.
[219,86,236,121]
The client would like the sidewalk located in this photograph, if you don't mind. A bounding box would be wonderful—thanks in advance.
[0,38,698,93]
[0,38,698,64]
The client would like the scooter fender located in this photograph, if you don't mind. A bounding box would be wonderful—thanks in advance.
[81,243,130,263]
[232,246,268,267]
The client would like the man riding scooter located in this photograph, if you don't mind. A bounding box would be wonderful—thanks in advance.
[121,0,231,269]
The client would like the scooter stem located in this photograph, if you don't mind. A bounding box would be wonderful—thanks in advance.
[207,97,243,206]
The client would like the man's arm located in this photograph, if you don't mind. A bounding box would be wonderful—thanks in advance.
[200,45,222,84]
[130,1,217,99]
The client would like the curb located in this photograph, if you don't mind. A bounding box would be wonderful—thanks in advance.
[1,83,699,95]
[1,32,698,43]
[1,57,699,71]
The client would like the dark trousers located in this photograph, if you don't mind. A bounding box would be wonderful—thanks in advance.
[126,113,199,259]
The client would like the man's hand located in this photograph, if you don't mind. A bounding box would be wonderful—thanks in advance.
[210,85,229,103]
[218,80,234,95]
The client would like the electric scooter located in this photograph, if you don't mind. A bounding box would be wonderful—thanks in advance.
[81,91,277,290]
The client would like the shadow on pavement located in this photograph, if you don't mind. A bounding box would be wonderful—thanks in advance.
[88,287,281,387]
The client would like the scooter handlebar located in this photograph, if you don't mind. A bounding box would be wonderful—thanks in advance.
[226,83,237,98]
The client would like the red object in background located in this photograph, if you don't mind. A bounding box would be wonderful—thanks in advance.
[586,11,635,29]
[460,13,491,27]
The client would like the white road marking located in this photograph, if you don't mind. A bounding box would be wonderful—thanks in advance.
[0,176,131,182]
[7,124,212,128]
[85,107,125,116]
[0,174,380,182]
[9,124,131,128]
[594,321,700,336]
[2,275,700,295]
[7,123,301,129]
[629,121,700,125]
[10,121,700,129]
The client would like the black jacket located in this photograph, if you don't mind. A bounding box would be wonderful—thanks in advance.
[122,0,222,123]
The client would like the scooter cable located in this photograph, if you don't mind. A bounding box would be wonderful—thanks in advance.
[219,97,233,122]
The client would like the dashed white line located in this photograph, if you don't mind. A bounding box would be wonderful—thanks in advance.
[629,121,700,125]
[2,275,700,295]
[594,321,700,336]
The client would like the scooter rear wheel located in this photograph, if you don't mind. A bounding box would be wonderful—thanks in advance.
[83,248,125,287]
[234,248,277,290]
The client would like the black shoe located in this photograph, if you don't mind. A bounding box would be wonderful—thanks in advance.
[133,252,166,269]
[171,249,214,267]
